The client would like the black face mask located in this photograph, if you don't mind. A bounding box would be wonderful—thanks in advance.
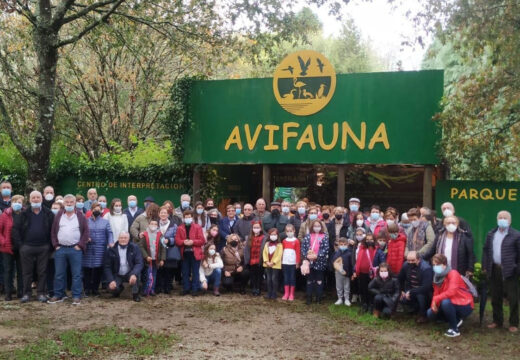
[271,209,280,217]
[290,209,297,215]
[210,217,218,224]
[366,241,375,247]
[322,213,330,220]
[335,214,343,221]
[230,240,238,247]
[205,206,214,211]
[92,210,101,218]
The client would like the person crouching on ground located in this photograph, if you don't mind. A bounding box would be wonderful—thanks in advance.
[263,228,283,300]
[427,253,474,337]
[221,233,248,294]
[139,220,165,296]
[369,262,399,319]
[200,243,223,296]
[105,232,143,302]
[332,237,353,306]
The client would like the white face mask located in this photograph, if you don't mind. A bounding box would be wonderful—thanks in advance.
[446,224,457,233]
[269,235,278,241]
[208,249,216,256]
[313,226,321,233]
[386,219,395,225]
[356,219,364,227]
[443,209,453,217]
[253,227,261,235]
[286,232,294,238]
[149,226,158,232]
[114,206,122,214]
[44,194,54,201]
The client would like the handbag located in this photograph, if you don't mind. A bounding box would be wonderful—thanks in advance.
[166,245,182,261]
[366,249,376,279]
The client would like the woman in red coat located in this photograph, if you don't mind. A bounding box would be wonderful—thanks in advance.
[427,253,474,338]
[175,210,206,296]
[0,195,24,300]
[386,223,406,276]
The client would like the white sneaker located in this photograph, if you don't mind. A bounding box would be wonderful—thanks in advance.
[344,299,351,307]
[335,299,343,305]
[351,295,358,303]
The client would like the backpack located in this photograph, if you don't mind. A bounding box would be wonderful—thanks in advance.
[461,276,479,299]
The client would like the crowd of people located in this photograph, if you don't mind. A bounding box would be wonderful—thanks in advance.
[0,180,519,338]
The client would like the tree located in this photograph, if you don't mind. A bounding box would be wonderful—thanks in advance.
[420,0,520,180]
[0,0,350,193]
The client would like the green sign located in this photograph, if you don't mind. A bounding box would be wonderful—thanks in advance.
[58,178,187,207]
[184,70,443,164]
[435,180,520,261]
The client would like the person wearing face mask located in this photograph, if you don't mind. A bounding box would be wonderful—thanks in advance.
[139,220,165,296]
[373,233,388,269]
[398,251,433,323]
[289,200,308,236]
[332,237,353,306]
[427,254,474,337]
[161,212,179,294]
[207,208,220,228]
[192,201,210,235]
[385,224,407,276]
[199,243,223,296]
[175,210,205,296]
[347,213,370,240]
[244,220,266,296]
[130,203,159,243]
[374,209,401,237]
[399,212,411,231]
[0,180,12,212]
[301,220,329,305]
[204,198,221,219]
[82,202,113,297]
[264,201,290,238]
[219,205,238,241]
[83,188,98,212]
[482,210,520,332]
[124,195,144,229]
[42,186,55,209]
[297,206,328,242]
[48,194,88,305]
[234,202,243,219]
[206,224,224,252]
[104,232,143,302]
[369,263,400,319]
[347,197,361,225]
[404,208,435,258]
[85,195,109,218]
[75,195,86,214]
[12,191,55,303]
[104,198,129,243]
[232,203,257,243]
[281,200,293,219]
[425,215,475,278]
[0,195,24,301]
[437,202,472,236]
[327,207,349,253]
[320,206,332,224]
[365,205,386,235]
[175,194,193,219]
[221,233,248,294]
[353,233,378,312]
[281,224,300,301]
[263,228,283,300]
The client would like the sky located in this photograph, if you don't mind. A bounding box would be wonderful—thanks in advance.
[308,1,430,71]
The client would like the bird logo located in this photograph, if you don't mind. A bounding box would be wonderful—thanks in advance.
[273,50,336,116]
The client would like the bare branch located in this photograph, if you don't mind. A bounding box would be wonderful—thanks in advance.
[58,0,120,26]
[51,0,76,27]
[0,94,28,157]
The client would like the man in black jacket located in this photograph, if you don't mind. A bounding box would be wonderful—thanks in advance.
[104,231,144,302]
[11,191,55,303]
[482,210,520,332]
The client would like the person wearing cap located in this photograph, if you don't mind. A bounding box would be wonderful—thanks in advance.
[347,197,361,225]
[143,196,155,209]
[263,201,289,236]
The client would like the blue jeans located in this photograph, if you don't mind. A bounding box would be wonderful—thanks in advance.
[206,268,222,288]
[282,265,296,286]
[401,291,429,317]
[181,252,200,292]
[54,247,83,299]
[427,299,473,330]
[143,262,158,294]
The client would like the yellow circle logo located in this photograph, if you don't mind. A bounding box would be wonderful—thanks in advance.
[273,50,336,116]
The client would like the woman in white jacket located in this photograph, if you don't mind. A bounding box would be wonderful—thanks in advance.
[104,198,129,244]
[199,243,224,296]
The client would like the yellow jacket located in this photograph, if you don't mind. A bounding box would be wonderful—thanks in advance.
[262,242,283,269]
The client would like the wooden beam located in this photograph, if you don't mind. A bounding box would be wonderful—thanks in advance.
[262,164,271,205]
[193,166,201,203]
[337,165,345,207]
[423,165,433,208]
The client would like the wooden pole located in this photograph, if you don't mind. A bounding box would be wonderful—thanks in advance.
[262,164,271,205]
[423,165,433,208]
[193,166,201,203]
[337,165,345,207]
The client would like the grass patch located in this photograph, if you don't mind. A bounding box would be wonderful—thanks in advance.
[7,326,178,359]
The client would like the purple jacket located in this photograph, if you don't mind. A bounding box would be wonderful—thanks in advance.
[51,209,90,251]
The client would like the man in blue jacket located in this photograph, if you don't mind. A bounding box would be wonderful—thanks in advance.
[398,250,433,323]
[104,231,144,302]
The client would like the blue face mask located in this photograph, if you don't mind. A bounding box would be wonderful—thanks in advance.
[76,202,84,209]
[498,219,509,229]
[370,212,380,221]
[339,245,348,251]
[401,223,411,229]
[128,200,137,208]
[11,203,22,212]
[64,205,75,212]
[99,201,107,209]
[1,188,11,197]
[309,214,318,221]
[235,208,241,215]
[182,201,190,209]
[349,204,359,212]
[390,233,398,239]
[196,208,204,215]
[433,265,445,275]
[184,218,193,225]
[51,209,59,215]
[31,202,42,209]
[298,207,306,215]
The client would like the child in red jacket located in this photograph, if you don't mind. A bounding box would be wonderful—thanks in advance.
[353,233,377,312]
[386,223,406,276]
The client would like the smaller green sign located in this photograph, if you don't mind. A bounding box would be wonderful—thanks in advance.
[58,178,188,207]
[435,180,520,261]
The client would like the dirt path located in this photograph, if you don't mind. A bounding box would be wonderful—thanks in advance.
[0,292,517,359]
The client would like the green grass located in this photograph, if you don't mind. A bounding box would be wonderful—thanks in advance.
[5,326,178,359]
